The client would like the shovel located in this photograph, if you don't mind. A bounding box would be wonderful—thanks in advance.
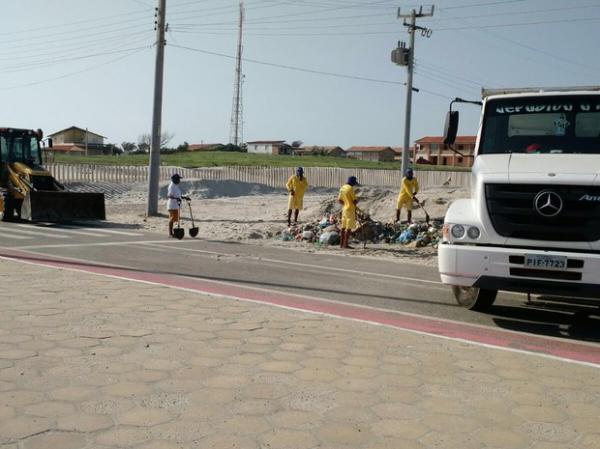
[173,200,185,240]
[185,199,199,238]
[414,197,430,225]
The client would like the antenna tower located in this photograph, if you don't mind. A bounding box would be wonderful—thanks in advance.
[229,0,244,146]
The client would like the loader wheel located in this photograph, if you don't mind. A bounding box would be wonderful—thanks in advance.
[452,286,497,312]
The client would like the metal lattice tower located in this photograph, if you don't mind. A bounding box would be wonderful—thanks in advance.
[229,0,244,146]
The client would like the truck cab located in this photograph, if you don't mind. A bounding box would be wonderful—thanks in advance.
[439,87,600,310]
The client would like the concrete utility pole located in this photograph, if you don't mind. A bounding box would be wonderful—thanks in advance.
[229,0,245,147]
[396,6,434,177]
[147,0,167,216]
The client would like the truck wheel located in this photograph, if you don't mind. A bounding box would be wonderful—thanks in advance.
[452,286,497,311]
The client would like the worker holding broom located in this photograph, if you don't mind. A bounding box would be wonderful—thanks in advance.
[338,175,359,249]
[286,167,308,226]
[166,173,190,238]
[396,168,419,224]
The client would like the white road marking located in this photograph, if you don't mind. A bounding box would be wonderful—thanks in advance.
[3,227,69,239]
[59,225,142,236]
[16,224,102,237]
[15,239,173,250]
[142,242,444,286]
[0,233,32,240]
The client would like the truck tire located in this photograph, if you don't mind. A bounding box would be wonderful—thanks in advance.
[451,286,497,311]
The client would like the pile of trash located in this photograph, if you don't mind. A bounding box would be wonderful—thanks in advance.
[278,213,444,249]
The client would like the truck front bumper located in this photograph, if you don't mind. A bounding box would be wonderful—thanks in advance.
[439,244,600,299]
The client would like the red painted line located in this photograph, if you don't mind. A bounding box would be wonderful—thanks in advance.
[2,248,599,366]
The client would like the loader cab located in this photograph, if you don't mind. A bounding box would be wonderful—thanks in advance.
[0,128,43,170]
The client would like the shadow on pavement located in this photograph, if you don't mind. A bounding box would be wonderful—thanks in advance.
[490,299,600,343]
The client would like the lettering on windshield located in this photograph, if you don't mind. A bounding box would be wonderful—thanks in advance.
[496,104,600,114]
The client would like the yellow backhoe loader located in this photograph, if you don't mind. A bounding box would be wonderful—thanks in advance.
[0,127,105,222]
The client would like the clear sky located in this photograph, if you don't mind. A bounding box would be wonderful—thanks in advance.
[2,0,599,149]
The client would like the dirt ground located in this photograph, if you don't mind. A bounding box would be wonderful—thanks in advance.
[81,180,470,267]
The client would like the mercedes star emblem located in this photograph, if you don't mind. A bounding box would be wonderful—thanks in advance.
[534,190,563,217]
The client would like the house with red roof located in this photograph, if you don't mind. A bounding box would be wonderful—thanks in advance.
[414,136,477,167]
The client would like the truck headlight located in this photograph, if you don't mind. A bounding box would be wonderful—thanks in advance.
[467,226,481,239]
[451,224,465,239]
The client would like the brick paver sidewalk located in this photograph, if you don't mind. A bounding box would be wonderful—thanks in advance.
[0,260,598,449]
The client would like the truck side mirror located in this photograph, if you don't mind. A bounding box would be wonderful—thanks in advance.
[443,110,459,146]
[47,137,53,148]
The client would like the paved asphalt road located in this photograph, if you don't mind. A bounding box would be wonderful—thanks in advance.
[1,221,599,345]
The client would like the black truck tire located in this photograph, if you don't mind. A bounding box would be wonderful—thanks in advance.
[452,286,497,312]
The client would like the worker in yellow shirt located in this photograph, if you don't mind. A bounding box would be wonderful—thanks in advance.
[286,167,308,226]
[396,168,419,223]
[337,176,359,249]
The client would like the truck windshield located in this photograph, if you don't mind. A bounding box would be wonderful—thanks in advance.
[479,95,600,155]
[0,133,42,166]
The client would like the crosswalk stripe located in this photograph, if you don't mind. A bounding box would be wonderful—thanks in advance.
[73,228,142,237]
[0,233,32,240]
[3,227,70,239]
[17,224,104,238]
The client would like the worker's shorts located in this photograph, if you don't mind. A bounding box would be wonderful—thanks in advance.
[288,194,304,210]
[341,208,356,230]
[397,195,413,211]
[168,209,180,223]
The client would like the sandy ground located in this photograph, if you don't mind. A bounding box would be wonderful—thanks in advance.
[73,180,469,266]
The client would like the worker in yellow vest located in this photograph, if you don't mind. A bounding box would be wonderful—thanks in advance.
[286,167,308,226]
[338,176,359,249]
[396,168,419,224]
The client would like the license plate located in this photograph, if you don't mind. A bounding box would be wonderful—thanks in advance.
[524,254,567,270]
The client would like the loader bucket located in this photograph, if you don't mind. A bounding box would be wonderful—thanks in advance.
[21,191,106,222]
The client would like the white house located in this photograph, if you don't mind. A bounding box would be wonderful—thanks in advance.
[246,140,288,155]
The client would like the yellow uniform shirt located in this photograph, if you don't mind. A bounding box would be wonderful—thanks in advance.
[286,175,308,210]
[338,183,357,230]
[397,177,419,210]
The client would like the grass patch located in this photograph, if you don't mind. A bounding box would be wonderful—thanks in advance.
[51,152,471,171]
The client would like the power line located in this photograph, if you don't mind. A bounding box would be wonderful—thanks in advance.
[476,27,600,74]
[170,43,404,85]
[0,45,152,74]
[0,30,153,60]
[435,16,600,31]
[0,9,150,37]
[417,60,493,87]
[415,65,481,90]
[0,18,152,46]
[427,2,600,22]
[170,42,453,99]
[0,47,149,91]
[414,69,479,96]
[441,0,526,10]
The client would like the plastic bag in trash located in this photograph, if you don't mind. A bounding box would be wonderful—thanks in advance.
[319,231,340,245]
[302,230,314,241]
[397,230,416,244]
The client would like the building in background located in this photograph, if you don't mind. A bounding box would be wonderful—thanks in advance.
[345,146,396,162]
[293,146,346,157]
[47,126,108,156]
[246,140,292,155]
[414,136,477,167]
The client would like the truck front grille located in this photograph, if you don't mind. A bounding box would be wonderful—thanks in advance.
[485,184,600,242]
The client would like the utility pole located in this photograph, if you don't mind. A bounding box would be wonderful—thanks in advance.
[395,5,434,177]
[147,0,167,216]
[229,0,245,147]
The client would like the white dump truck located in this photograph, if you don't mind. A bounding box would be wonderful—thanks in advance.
[439,86,600,311]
